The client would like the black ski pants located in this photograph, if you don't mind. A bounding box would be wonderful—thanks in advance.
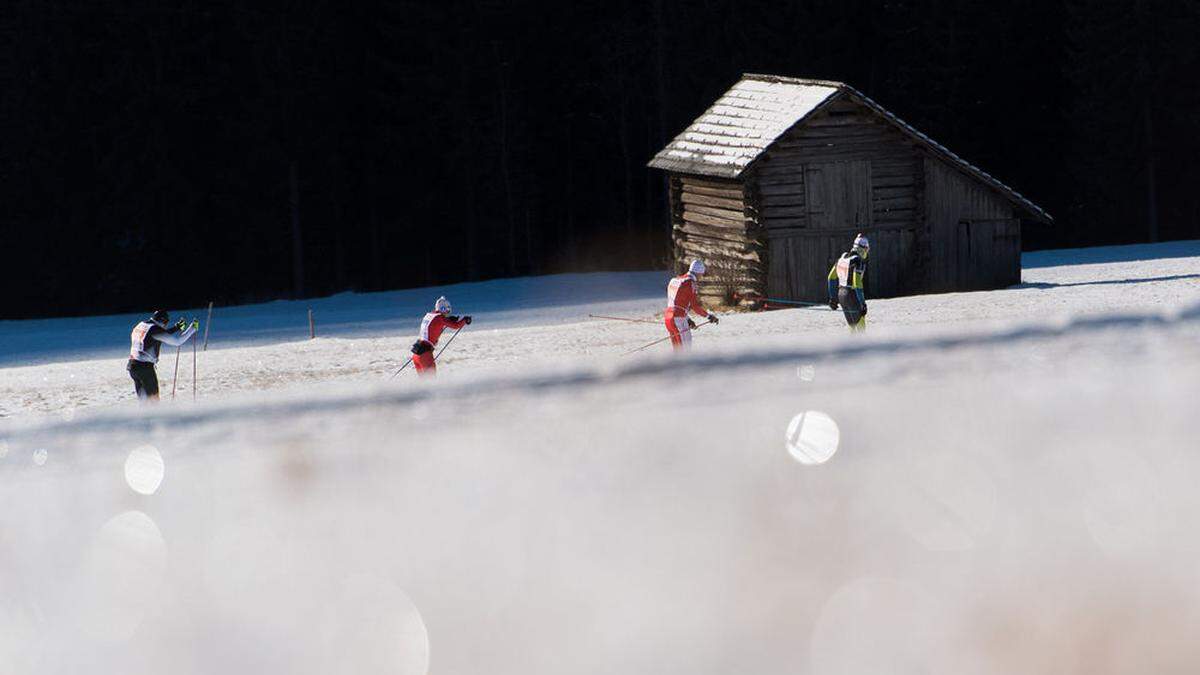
[128,359,160,399]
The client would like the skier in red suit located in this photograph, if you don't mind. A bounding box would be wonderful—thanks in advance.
[664,259,718,350]
[410,296,471,376]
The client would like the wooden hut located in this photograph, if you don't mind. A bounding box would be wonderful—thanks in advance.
[648,74,1052,308]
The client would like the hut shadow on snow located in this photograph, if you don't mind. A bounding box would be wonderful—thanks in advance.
[1022,240,1200,268]
[1016,273,1200,290]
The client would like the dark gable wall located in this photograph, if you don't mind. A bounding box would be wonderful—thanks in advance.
[697,95,1025,303]
[923,159,1020,292]
[753,96,925,301]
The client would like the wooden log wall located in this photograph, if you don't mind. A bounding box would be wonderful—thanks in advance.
[670,174,766,307]
[750,96,927,302]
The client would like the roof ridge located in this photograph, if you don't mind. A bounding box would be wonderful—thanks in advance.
[741,73,847,89]
[650,73,1051,222]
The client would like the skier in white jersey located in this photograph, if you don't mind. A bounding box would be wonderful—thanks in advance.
[127,309,199,400]
[827,233,870,332]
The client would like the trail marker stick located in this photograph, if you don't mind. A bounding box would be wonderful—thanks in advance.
[192,337,197,400]
[202,301,213,351]
[308,308,315,339]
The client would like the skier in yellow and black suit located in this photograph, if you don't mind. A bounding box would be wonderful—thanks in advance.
[827,233,870,332]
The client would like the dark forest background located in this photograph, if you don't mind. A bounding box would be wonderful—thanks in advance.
[3,0,1199,319]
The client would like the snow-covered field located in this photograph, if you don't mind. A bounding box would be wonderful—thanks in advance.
[2,241,1200,674]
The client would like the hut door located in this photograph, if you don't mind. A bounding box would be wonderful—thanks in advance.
[805,161,872,229]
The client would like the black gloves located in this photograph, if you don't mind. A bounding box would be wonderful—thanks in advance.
[707,314,719,325]
[687,318,697,329]
[829,299,838,310]
[861,303,868,316]
[463,315,473,325]
[411,341,432,355]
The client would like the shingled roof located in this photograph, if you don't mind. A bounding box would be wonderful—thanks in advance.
[649,73,1051,223]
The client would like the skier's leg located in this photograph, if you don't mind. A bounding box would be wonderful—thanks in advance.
[665,316,683,348]
[145,367,160,400]
[837,287,863,331]
[129,362,158,401]
[131,370,146,399]
[413,351,436,377]
[674,317,692,349]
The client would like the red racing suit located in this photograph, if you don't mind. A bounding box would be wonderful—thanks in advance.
[664,273,710,349]
[412,312,468,375]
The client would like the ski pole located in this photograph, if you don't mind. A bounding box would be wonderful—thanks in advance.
[433,326,463,362]
[170,345,181,399]
[622,320,712,356]
[391,326,466,379]
[763,301,829,311]
[588,314,660,325]
[766,299,826,307]
[739,294,827,308]
[192,337,197,400]
[391,359,413,378]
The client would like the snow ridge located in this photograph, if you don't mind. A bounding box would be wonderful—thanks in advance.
[7,299,1197,443]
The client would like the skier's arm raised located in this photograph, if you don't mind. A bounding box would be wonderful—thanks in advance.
[154,323,197,347]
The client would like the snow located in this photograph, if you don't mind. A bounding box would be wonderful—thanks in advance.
[0,271,665,369]
[2,241,1200,674]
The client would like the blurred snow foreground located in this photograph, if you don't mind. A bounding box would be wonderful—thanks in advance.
[2,241,1200,674]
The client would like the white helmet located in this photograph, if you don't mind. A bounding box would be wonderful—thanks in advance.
[852,233,870,252]
[688,259,707,276]
[434,296,451,314]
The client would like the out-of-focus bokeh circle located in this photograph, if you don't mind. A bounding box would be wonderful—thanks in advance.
[76,510,167,642]
[810,577,940,674]
[786,411,840,465]
[124,444,165,495]
[321,574,430,675]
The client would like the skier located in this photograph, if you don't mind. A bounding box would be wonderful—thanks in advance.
[827,233,870,332]
[410,296,471,377]
[127,310,199,400]
[664,259,718,350]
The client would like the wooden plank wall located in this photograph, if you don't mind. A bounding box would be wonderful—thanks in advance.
[670,174,766,306]
[924,158,1020,291]
[751,97,926,301]
[666,98,1026,304]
